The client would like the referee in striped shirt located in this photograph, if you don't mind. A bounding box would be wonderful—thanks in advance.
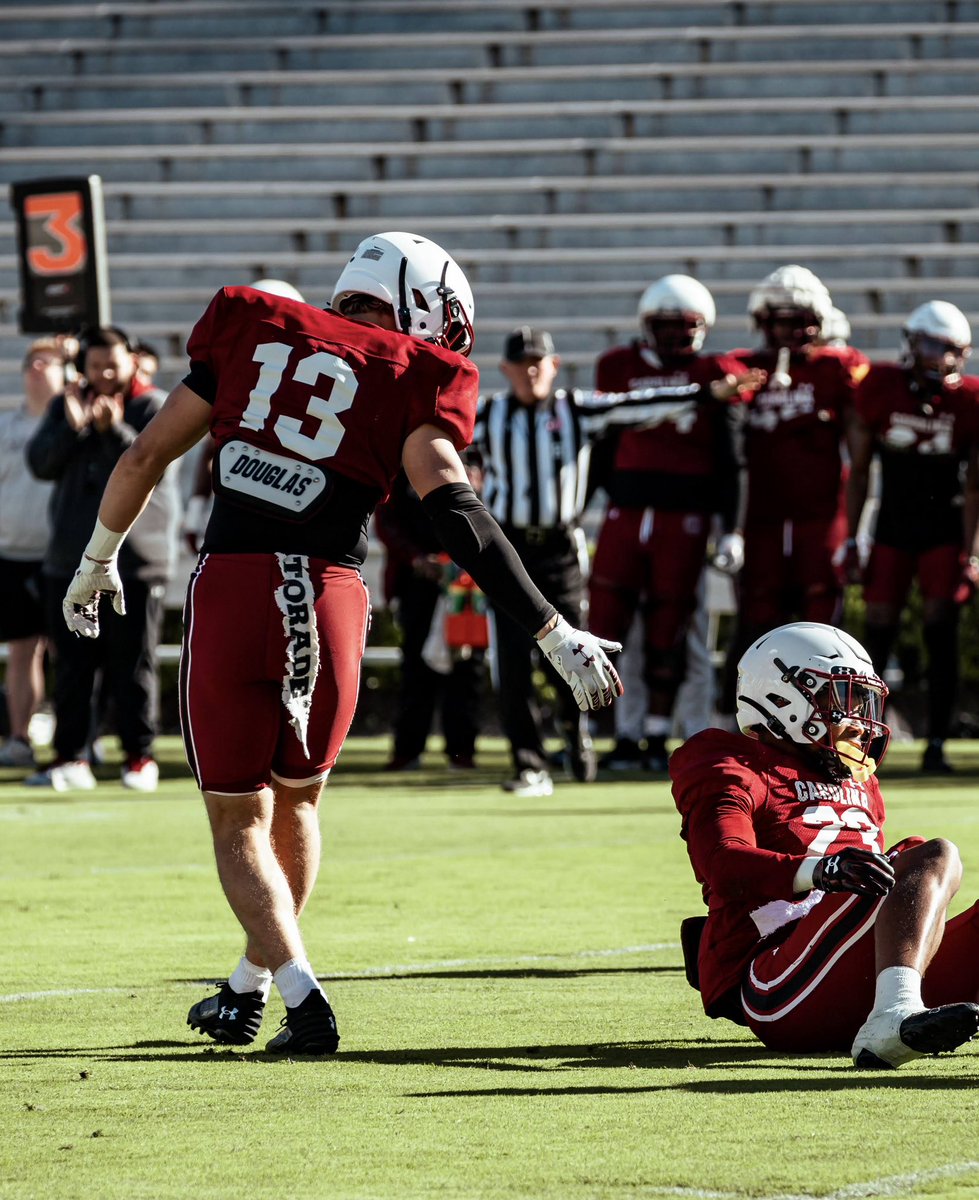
[474,327,726,797]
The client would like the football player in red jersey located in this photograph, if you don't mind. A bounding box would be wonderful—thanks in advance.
[59,231,624,1055]
[844,301,979,775]
[588,275,749,771]
[721,266,870,714]
[671,621,979,1068]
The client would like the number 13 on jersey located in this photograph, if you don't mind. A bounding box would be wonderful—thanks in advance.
[240,341,359,460]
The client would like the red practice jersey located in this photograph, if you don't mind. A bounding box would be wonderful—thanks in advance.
[670,727,886,1016]
[731,346,869,526]
[856,362,979,549]
[185,286,479,564]
[593,342,743,511]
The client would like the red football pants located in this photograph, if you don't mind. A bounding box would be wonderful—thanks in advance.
[739,516,844,629]
[589,506,709,651]
[862,541,962,607]
[740,848,979,1052]
[179,553,369,794]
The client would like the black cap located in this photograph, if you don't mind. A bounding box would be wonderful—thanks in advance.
[503,326,556,362]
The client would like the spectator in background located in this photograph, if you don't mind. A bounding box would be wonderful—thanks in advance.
[0,338,67,768]
[375,463,486,771]
[844,301,979,774]
[132,339,161,387]
[26,326,180,792]
[473,325,760,797]
[588,275,746,772]
[722,265,869,713]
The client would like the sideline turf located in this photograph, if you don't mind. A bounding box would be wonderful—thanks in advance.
[1,737,979,1200]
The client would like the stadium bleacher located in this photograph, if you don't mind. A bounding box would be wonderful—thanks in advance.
[1,0,978,393]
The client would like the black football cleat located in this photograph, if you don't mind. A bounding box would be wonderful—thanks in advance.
[187,982,266,1046]
[852,1001,979,1068]
[265,989,340,1056]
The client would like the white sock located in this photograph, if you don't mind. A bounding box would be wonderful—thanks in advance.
[273,957,322,1009]
[228,956,272,1001]
[873,965,923,1014]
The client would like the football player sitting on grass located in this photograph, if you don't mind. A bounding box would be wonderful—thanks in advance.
[671,621,979,1069]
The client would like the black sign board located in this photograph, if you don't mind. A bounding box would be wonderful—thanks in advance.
[10,175,111,334]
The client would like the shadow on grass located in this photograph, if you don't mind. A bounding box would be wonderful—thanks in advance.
[173,965,683,987]
[3,1038,975,1093]
[341,966,680,981]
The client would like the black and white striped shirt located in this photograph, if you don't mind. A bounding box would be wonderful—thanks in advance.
[472,384,701,530]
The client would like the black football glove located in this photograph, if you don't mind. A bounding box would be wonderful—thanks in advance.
[812,847,896,897]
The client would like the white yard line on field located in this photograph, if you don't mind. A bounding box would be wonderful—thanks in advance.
[0,943,680,1002]
[642,1160,979,1200]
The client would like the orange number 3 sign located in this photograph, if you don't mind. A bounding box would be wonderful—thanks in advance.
[25,192,88,275]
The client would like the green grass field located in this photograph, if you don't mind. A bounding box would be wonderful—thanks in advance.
[2,736,979,1200]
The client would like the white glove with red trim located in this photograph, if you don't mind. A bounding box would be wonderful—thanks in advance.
[62,519,127,638]
[537,617,623,712]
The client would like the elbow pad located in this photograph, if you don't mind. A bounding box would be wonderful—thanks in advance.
[421,482,556,635]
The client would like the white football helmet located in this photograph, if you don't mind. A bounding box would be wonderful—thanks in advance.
[250,278,305,303]
[819,306,851,347]
[737,622,890,782]
[748,265,833,323]
[638,274,716,355]
[748,265,833,351]
[331,231,475,356]
[902,300,972,386]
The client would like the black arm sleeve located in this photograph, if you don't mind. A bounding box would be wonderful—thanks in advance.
[421,482,557,636]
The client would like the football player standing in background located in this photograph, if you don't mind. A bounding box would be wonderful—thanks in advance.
[588,275,747,772]
[844,301,979,774]
[672,620,979,1069]
[721,265,870,715]
[60,232,623,1056]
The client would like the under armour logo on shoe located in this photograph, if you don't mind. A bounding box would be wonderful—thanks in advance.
[573,642,596,668]
[219,1006,239,1021]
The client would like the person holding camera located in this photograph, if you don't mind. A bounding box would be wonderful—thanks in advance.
[25,326,180,791]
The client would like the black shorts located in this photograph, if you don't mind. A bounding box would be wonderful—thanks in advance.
[0,557,46,640]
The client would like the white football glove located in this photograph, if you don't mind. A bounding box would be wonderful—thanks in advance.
[536,617,623,712]
[712,531,745,575]
[63,555,126,638]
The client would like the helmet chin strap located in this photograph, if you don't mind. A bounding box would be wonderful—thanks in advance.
[396,256,412,336]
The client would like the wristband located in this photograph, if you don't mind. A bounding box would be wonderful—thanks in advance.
[83,517,126,564]
[792,857,820,894]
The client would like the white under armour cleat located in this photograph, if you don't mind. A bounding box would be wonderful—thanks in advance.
[121,756,159,792]
[25,760,97,792]
[852,1002,979,1068]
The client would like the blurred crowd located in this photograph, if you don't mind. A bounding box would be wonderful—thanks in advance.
[3,264,976,793]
